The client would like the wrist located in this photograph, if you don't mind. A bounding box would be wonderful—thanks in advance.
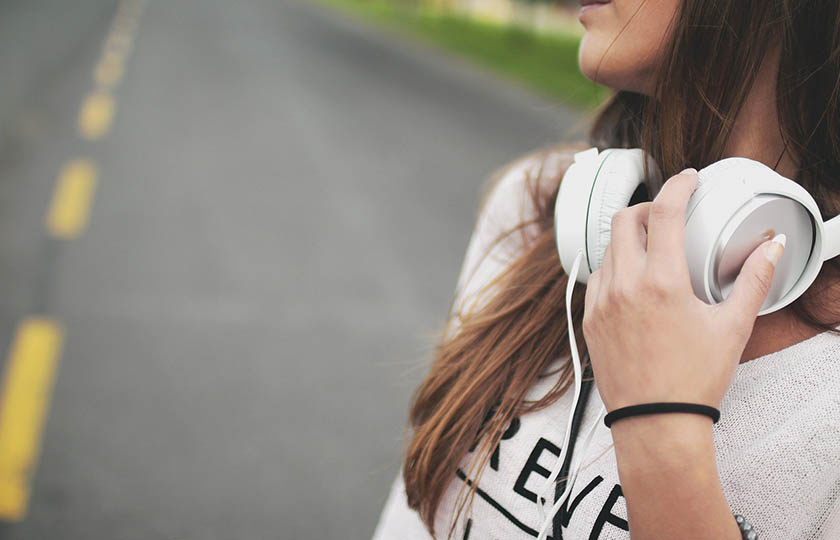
[609,414,737,539]
[611,413,717,474]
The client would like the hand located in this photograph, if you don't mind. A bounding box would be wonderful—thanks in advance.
[582,168,786,413]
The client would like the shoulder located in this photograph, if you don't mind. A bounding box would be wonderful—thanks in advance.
[476,142,588,225]
[451,142,587,314]
[372,474,434,540]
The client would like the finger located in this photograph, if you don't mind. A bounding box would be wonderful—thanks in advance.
[597,244,614,306]
[584,269,601,315]
[646,169,698,268]
[721,233,786,325]
[609,202,652,275]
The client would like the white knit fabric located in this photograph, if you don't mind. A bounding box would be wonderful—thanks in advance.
[372,152,840,540]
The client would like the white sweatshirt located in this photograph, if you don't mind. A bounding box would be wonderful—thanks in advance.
[372,150,840,540]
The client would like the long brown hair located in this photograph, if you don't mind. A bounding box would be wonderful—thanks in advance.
[404,0,840,536]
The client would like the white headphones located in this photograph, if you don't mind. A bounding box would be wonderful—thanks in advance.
[554,147,840,315]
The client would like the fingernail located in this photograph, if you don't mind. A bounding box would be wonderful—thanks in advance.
[765,233,786,266]
[681,167,697,175]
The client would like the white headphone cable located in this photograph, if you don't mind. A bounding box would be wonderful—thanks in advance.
[535,249,585,523]
[536,402,606,540]
[535,249,606,540]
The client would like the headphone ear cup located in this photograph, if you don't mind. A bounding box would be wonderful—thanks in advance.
[686,157,820,315]
[555,148,659,282]
[586,149,658,272]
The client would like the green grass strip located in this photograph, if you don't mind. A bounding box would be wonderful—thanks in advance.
[314,0,609,109]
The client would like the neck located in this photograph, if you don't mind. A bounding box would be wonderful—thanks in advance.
[723,46,797,179]
[724,46,837,363]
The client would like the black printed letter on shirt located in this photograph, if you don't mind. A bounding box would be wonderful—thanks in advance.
[514,437,560,503]
[589,484,629,540]
[491,417,520,471]
[469,416,521,471]
[555,475,604,531]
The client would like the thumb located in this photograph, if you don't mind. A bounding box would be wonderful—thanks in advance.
[723,233,787,321]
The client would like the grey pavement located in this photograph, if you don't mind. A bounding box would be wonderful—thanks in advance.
[0,0,585,538]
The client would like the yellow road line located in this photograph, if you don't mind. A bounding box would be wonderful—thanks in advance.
[0,318,64,521]
[77,91,115,140]
[45,160,98,239]
[104,31,133,55]
[94,51,126,89]
[92,0,145,90]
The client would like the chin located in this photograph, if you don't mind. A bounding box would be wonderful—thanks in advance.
[578,37,655,95]
[577,41,604,85]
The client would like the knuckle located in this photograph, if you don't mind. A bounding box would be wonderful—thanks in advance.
[582,312,596,336]
[668,169,698,187]
[642,271,675,299]
[649,199,678,222]
[606,281,632,305]
[632,201,653,213]
[751,270,774,296]
[648,265,677,285]
[610,207,632,229]
[582,305,603,334]
[585,271,601,295]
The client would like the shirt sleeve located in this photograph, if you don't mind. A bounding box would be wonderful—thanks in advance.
[449,150,571,321]
[371,474,434,540]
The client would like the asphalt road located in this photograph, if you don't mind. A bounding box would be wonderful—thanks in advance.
[0,0,583,537]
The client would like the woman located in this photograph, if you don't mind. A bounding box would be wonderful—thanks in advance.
[373,0,840,538]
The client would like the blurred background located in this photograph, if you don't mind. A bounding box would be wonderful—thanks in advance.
[0,0,603,537]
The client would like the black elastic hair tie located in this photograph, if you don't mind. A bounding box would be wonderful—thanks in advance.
[603,402,721,428]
